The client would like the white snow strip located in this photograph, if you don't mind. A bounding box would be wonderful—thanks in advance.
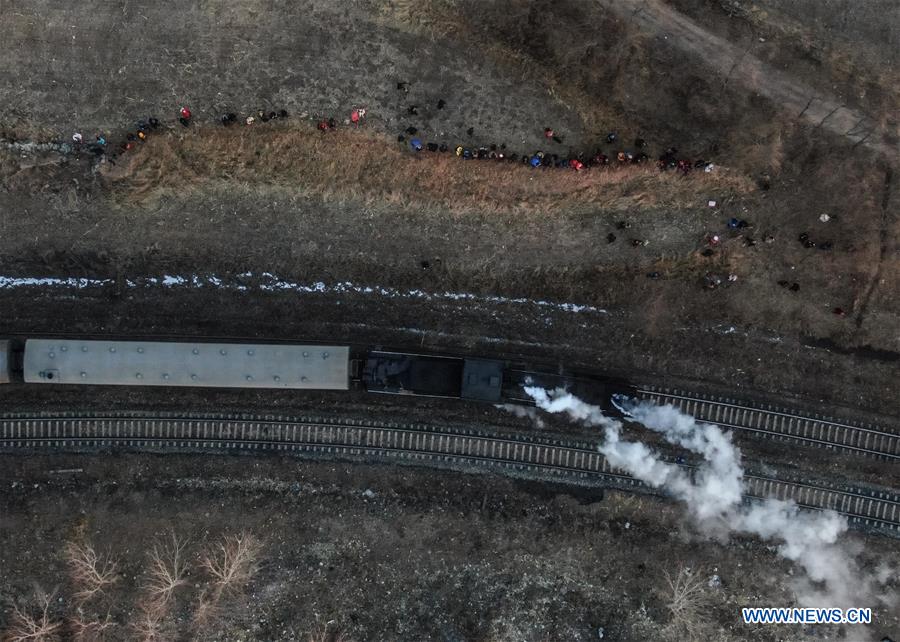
[0,276,111,289]
[0,272,607,315]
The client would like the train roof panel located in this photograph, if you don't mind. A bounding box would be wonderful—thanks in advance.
[0,340,10,384]
[23,339,349,390]
[364,351,463,397]
[460,359,503,402]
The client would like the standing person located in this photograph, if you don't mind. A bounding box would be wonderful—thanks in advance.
[180,106,192,120]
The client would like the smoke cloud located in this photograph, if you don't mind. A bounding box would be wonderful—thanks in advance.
[494,403,546,428]
[520,386,887,608]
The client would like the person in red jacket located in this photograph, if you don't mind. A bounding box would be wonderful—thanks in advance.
[180,106,192,120]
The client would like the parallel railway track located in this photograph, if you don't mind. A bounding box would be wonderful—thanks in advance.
[1,413,897,535]
[634,386,900,460]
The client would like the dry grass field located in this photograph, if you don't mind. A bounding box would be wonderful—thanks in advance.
[98,124,753,213]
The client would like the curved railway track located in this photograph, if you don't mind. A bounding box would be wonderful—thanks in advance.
[1,412,897,535]
[634,386,900,460]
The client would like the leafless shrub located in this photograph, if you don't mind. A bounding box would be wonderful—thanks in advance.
[68,612,115,642]
[128,532,190,641]
[3,588,62,642]
[200,532,261,597]
[144,533,189,608]
[64,541,118,604]
[130,605,167,642]
[189,587,221,631]
[190,532,262,635]
[306,621,352,642]
[663,565,710,640]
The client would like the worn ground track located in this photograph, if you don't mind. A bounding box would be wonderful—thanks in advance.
[1,413,897,535]
[635,386,900,460]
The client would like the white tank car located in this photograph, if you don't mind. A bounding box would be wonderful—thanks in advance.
[23,339,350,390]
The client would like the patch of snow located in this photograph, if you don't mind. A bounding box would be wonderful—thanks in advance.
[0,271,608,316]
[0,276,110,289]
[161,275,187,286]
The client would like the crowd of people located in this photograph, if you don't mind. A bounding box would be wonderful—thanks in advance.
[399,115,715,175]
[71,105,296,164]
[70,93,715,177]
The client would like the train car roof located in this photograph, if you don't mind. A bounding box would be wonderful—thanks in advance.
[460,359,503,402]
[0,339,10,384]
[23,339,350,390]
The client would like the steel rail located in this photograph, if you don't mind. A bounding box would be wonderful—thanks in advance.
[1,414,897,534]
[634,386,899,460]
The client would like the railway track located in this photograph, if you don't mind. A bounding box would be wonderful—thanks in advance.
[1,412,897,535]
[8,336,896,462]
[634,386,900,460]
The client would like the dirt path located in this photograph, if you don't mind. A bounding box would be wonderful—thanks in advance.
[600,0,898,162]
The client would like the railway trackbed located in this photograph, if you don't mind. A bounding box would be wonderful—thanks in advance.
[1,412,897,536]
[633,386,900,460]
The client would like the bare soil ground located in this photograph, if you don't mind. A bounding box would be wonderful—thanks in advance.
[2,454,898,641]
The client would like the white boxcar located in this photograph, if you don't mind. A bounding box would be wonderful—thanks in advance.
[24,339,350,390]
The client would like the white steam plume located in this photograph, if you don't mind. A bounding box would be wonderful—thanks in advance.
[494,403,546,428]
[520,387,885,608]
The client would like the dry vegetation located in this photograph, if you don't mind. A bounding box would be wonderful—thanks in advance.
[663,565,712,641]
[100,124,753,213]
[131,532,189,641]
[3,589,61,642]
[192,532,262,634]
[374,0,625,135]
[64,541,119,605]
[1,530,264,642]
[704,0,900,117]
[306,621,353,642]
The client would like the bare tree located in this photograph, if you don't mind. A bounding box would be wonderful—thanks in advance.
[64,541,118,604]
[129,532,189,641]
[191,532,262,634]
[663,565,710,641]
[306,621,352,642]
[68,612,115,641]
[144,532,189,608]
[3,588,62,642]
[130,605,166,642]
[200,532,261,597]
[189,587,220,631]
